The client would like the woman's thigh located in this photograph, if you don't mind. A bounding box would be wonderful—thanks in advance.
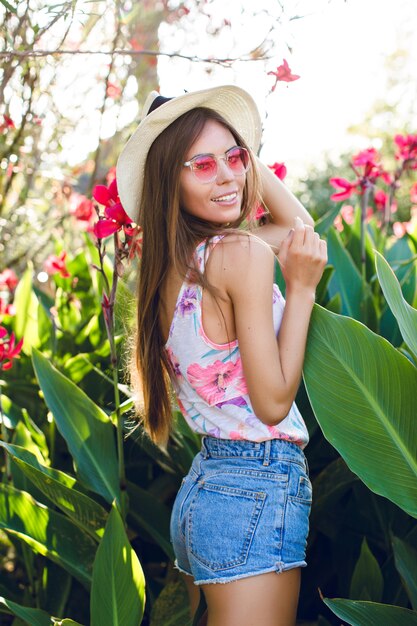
[202,568,301,626]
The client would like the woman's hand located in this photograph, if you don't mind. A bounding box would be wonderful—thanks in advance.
[277,216,327,296]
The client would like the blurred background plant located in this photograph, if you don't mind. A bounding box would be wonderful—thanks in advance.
[0,0,417,624]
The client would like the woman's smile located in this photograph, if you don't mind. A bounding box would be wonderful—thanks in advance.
[179,120,246,224]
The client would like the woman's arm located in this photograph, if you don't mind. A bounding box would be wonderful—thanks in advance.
[252,158,314,253]
[221,219,327,425]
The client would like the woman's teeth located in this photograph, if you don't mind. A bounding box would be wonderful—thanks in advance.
[211,192,237,202]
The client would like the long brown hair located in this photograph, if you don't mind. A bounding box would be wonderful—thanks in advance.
[130,107,260,445]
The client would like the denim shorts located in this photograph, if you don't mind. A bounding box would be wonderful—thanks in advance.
[170,436,312,585]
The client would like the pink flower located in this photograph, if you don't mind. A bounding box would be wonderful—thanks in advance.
[0,297,15,319]
[333,215,343,232]
[352,148,379,168]
[268,162,287,180]
[0,326,23,370]
[73,197,95,222]
[329,178,358,202]
[250,203,267,220]
[93,179,133,239]
[44,251,71,278]
[410,182,417,204]
[187,358,247,405]
[341,204,355,224]
[0,269,18,291]
[394,134,417,166]
[374,189,387,212]
[126,226,143,260]
[0,115,15,132]
[268,59,300,91]
[393,221,413,238]
[106,83,122,99]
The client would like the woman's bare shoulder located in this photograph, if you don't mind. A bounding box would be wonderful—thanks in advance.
[206,231,275,299]
[213,230,274,264]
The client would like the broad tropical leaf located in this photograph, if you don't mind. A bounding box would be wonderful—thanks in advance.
[150,579,191,626]
[375,251,417,358]
[0,442,107,539]
[0,483,96,586]
[0,596,52,626]
[90,503,145,626]
[323,597,417,625]
[350,538,383,602]
[127,481,174,560]
[304,305,417,518]
[326,228,363,319]
[13,264,40,353]
[392,536,417,610]
[32,348,121,506]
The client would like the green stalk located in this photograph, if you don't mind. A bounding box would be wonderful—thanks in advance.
[0,385,12,482]
[100,233,127,520]
[360,184,371,283]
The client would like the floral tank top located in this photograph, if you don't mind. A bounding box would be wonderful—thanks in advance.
[164,235,309,448]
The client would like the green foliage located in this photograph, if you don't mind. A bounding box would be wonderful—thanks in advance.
[323,598,417,625]
[90,503,145,626]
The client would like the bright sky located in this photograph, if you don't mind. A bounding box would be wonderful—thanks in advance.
[33,0,417,180]
[158,0,417,179]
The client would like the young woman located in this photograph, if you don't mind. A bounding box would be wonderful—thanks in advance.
[116,85,327,626]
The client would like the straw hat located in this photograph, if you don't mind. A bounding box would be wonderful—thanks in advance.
[115,85,262,223]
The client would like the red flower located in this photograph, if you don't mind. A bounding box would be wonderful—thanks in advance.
[0,115,15,132]
[0,326,23,370]
[44,251,71,278]
[252,204,267,220]
[329,178,358,202]
[268,162,287,180]
[72,197,95,222]
[374,189,387,212]
[0,269,18,291]
[352,148,379,168]
[268,59,300,91]
[126,226,143,260]
[394,134,417,166]
[0,297,15,319]
[93,179,133,239]
[106,83,122,99]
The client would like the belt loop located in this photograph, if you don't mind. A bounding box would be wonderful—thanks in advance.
[201,436,209,459]
[263,439,271,466]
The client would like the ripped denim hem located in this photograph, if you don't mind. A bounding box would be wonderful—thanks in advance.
[173,559,307,586]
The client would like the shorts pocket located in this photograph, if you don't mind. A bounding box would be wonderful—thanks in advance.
[188,481,266,571]
[290,475,313,504]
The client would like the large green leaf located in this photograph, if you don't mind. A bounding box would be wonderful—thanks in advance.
[12,264,40,353]
[392,536,417,610]
[310,457,359,526]
[0,596,52,626]
[0,442,107,539]
[327,228,363,319]
[304,305,417,518]
[323,597,417,625]
[126,481,174,560]
[90,503,145,626]
[150,579,191,626]
[32,349,121,506]
[0,483,96,586]
[315,204,342,235]
[350,538,383,602]
[376,251,417,358]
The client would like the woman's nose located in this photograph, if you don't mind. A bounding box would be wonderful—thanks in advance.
[215,157,234,183]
